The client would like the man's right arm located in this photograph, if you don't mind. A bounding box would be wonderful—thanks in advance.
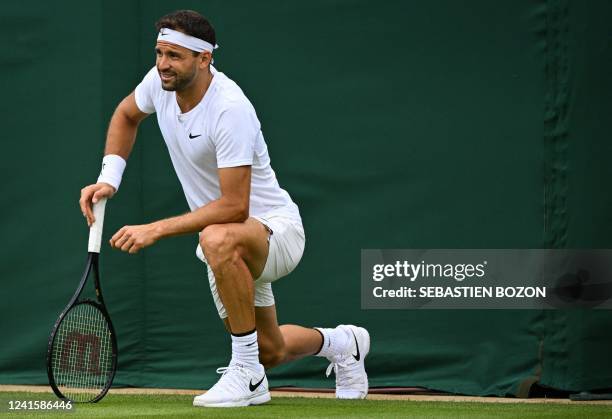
[103,92,149,159]
[79,92,149,225]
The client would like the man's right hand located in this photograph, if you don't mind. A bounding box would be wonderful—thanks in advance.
[79,183,116,226]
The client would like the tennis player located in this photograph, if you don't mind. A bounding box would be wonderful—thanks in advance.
[79,10,370,408]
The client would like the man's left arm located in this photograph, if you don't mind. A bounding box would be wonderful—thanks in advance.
[109,166,251,254]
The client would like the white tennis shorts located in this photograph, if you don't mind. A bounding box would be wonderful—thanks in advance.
[196,212,305,319]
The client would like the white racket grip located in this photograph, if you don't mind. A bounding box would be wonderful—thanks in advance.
[88,198,107,253]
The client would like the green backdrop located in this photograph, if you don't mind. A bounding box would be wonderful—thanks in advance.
[1,0,611,397]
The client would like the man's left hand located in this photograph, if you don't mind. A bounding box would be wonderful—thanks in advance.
[110,224,161,254]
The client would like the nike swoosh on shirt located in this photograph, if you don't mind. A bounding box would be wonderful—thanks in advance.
[189,133,202,139]
[351,330,360,361]
[249,376,265,392]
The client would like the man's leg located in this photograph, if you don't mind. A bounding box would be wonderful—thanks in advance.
[201,218,268,334]
[252,305,369,400]
[220,306,331,368]
[194,217,369,405]
[193,218,271,408]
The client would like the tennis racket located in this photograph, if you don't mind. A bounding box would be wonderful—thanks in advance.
[46,198,118,403]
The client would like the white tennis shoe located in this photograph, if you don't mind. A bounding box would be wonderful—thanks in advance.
[193,363,270,408]
[325,325,370,399]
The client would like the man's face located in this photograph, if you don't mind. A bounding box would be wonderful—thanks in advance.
[155,41,201,91]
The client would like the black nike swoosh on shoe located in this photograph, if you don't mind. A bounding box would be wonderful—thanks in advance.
[249,376,265,392]
[351,330,360,361]
[189,133,202,139]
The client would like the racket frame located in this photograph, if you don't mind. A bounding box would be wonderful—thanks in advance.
[47,198,118,403]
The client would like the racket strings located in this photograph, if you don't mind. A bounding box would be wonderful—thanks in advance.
[51,303,113,402]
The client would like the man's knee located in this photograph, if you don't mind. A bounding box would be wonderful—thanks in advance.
[200,225,239,270]
[259,338,286,370]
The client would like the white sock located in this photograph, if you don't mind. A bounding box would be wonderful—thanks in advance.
[314,326,351,358]
[230,330,261,371]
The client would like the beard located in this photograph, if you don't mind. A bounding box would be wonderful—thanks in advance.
[159,65,197,92]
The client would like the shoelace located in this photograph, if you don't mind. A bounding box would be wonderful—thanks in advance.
[210,365,250,394]
[325,358,363,388]
[216,365,249,377]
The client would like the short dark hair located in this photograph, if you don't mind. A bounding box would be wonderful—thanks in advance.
[155,10,216,46]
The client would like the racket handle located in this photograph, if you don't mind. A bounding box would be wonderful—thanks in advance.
[88,198,107,253]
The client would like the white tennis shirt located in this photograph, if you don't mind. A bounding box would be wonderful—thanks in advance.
[134,65,301,222]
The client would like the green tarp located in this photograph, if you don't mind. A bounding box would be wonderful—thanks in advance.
[1,0,610,396]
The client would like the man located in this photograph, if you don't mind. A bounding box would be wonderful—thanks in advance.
[79,10,370,408]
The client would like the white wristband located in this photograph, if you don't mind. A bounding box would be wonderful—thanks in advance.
[97,154,126,191]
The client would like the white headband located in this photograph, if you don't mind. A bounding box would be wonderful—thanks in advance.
[157,27,218,53]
